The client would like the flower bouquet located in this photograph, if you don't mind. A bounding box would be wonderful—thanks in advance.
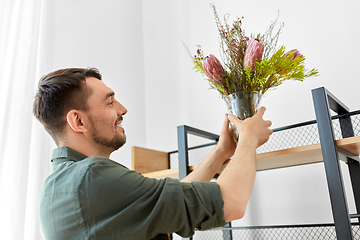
[191,4,318,132]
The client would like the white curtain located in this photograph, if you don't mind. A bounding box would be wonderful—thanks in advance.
[0,0,53,239]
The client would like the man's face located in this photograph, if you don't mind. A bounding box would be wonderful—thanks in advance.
[85,77,127,153]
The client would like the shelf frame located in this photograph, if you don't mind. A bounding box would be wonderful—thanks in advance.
[139,87,360,240]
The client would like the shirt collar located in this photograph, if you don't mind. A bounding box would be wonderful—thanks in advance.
[51,146,88,163]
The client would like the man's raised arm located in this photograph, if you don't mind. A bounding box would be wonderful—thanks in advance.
[217,107,272,222]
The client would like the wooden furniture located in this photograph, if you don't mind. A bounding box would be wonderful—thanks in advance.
[131,146,169,175]
[132,87,360,239]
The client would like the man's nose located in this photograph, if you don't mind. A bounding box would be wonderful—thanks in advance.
[117,101,127,116]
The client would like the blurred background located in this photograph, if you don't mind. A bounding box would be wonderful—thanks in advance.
[1,0,359,239]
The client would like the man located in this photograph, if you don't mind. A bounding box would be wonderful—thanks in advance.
[33,67,272,239]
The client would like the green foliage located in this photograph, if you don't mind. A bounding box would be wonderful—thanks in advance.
[193,59,205,76]
[241,46,319,93]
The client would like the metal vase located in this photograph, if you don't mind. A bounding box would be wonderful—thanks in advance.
[225,91,263,141]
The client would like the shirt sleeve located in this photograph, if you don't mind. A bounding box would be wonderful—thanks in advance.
[80,157,226,239]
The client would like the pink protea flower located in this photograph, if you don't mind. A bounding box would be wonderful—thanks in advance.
[202,54,227,85]
[243,38,265,69]
[284,49,304,59]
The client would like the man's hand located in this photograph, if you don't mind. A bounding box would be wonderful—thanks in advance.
[214,114,237,161]
[228,107,273,148]
[182,107,272,185]
[216,107,272,161]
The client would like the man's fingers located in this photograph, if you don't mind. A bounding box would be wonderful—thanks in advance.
[228,107,271,128]
[255,106,266,117]
[265,120,272,127]
[227,113,241,123]
[222,114,231,132]
[223,114,230,125]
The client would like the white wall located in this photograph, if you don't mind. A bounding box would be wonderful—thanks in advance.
[44,0,146,166]
[42,0,360,231]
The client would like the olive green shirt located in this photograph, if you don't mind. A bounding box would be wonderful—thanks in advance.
[40,147,226,239]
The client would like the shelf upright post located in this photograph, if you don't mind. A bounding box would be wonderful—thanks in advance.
[178,125,234,240]
[312,87,353,239]
[178,125,190,181]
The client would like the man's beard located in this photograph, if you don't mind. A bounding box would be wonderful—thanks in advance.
[89,116,126,152]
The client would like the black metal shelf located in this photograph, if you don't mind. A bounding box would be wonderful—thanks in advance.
[173,87,360,240]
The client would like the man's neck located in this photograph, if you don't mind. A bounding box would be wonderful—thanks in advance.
[58,142,111,159]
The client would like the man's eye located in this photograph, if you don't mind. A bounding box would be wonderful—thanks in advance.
[108,101,114,105]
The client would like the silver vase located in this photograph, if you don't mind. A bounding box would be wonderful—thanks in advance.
[225,91,263,141]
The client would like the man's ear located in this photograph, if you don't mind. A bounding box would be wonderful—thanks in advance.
[66,110,87,133]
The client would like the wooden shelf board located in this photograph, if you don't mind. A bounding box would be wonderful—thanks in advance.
[336,135,360,156]
[143,136,360,179]
[255,143,323,171]
[142,168,179,179]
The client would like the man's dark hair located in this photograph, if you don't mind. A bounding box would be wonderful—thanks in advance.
[33,67,102,145]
